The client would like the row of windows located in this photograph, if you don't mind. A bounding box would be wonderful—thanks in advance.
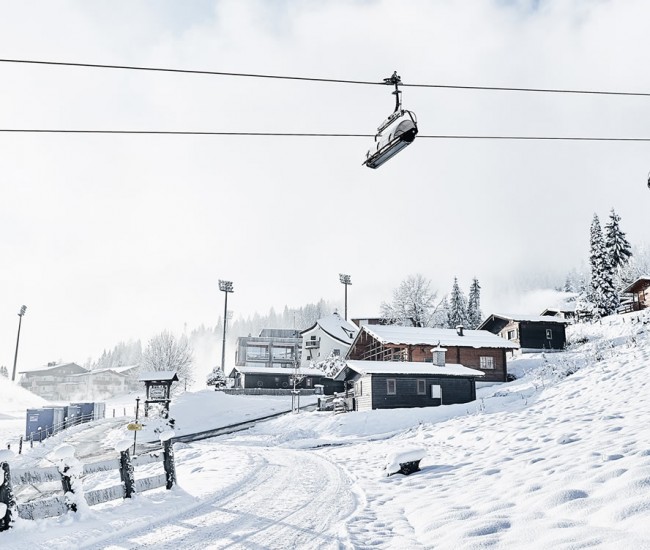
[357,379,434,397]
[506,329,554,340]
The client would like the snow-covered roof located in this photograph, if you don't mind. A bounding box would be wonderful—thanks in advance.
[489,314,570,324]
[232,366,325,376]
[358,325,519,349]
[338,360,485,379]
[302,312,359,344]
[139,370,179,382]
[622,275,650,294]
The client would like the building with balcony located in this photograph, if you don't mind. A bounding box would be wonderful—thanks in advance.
[301,312,359,367]
[235,328,302,369]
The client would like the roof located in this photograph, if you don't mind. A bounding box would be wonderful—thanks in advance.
[336,360,485,380]
[479,314,570,328]
[69,369,127,378]
[138,370,179,382]
[301,312,359,345]
[19,362,87,375]
[622,276,650,294]
[357,324,519,349]
[230,366,325,376]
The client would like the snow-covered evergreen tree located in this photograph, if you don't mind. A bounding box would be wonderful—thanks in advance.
[466,278,482,329]
[589,214,618,318]
[206,366,227,388]
[605,208,632,273]
[447,277,469,328]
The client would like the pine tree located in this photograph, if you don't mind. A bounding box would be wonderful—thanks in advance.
[589,214,618,318]
[605,208,632,270]
[467,278,483,329]
[447,277,469,329]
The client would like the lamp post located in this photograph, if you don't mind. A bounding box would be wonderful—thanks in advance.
[219,280,234,374]
[339,274,351,321]
[11,305,27,382]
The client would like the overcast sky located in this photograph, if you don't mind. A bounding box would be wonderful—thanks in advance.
[1,0,649,372]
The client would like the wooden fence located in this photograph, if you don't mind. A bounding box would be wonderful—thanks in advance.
[0,439,176,531]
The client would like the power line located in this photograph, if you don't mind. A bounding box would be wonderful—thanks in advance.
[1,58,650,98]
[2,128,650,141]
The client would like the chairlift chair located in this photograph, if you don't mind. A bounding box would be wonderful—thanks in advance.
[363,71,418,169]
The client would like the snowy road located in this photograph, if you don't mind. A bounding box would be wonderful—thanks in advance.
[94,444,357,549]
[3,440,359,550]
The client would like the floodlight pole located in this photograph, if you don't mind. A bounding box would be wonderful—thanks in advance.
[11,305,27,382]
[219,280,234,374]
[339,274,352,321]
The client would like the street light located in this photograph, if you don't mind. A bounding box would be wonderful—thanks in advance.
[219,280,234,374]
[339,274,352,321]
[11,305,27,382]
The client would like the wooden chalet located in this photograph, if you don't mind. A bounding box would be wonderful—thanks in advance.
[478,314,569,352]
[335,349,484,411]
[620,276,650,313]
[346,325,518,382]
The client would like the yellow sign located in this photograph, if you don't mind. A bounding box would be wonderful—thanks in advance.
[127,422,143,431]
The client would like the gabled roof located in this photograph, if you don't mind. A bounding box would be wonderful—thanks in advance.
[301,312,359,345]
[139,370,179,382]
[622,275,650,294]
[19,362,88,375]
[478,314,570,329]
[229,365,325,377]
[354,324,519,349]
[335,360,485,380]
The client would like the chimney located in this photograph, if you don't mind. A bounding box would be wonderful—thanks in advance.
[431,344,447,367]
[456,325,464,337]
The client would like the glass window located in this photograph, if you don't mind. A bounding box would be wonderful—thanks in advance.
[546,329,553,339]
[417,379,426,395]
[507,329,516,340]
[387,379,396,395]
[480,356,495,369]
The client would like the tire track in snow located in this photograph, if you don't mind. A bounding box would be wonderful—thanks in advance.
[86,445,357,549]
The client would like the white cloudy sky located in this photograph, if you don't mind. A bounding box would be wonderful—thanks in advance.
[1,0,649,371]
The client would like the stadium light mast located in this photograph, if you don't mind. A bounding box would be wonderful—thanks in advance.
[219,280,234,374]
[339,274,352,321]
[11,305,27,382]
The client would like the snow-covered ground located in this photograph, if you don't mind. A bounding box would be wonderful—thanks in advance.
[2,310,650,549]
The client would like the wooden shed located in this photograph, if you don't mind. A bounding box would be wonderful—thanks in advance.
[478,314,569,352]
[335,360,484,411]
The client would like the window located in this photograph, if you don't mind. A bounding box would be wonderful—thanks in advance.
[480,356,495,369]
[332,349,341,357]
[356,380,363,396]
[386,379,396,395]
[507,329,517,340]
[417,379,426,395]
[546,329,553,340]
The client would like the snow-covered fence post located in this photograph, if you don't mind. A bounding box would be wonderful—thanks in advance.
[53,444,87,514]
[160,431,176,490]
[18,437,23,455]
[119,450,136,499]
[0,452,17,531]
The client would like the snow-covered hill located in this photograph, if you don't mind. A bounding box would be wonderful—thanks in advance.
[0,376,48,443]
[1,310,650,549]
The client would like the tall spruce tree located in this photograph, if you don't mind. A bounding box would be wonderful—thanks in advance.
[447,277,469,329]
[589,214,618,318]
[604,208,632,287]
[467,278,482,329]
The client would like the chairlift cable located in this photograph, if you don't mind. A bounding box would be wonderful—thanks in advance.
[2,58,650,98]
[3,128,650,141]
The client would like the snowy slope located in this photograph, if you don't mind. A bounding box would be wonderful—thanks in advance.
[0,376,48,444]
[1,310,650,549]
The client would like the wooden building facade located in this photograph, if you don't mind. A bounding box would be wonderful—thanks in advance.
[346,325,518,382]
[620,276,650,313]
[335,360,484,411]
[478,314,569,352]
[228,366,324,390]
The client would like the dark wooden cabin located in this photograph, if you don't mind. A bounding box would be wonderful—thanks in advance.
[228,366,324,390]
[478,314,569,352]
[346,324,518,382]
[335,359,484,411]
